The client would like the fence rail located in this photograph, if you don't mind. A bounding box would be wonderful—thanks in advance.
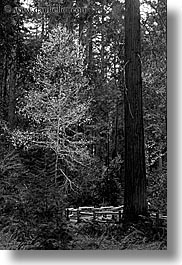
[65,205,167,225]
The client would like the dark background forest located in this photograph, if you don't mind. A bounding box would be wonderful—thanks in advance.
[0,0,166,250]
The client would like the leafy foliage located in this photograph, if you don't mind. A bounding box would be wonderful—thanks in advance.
[12,26,92,184]
[141,0,167,170]
[147,167,167,214]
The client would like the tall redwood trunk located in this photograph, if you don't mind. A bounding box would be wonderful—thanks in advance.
[123,0,147,221]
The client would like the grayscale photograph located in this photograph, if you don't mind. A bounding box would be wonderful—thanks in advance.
[0,0,167,250]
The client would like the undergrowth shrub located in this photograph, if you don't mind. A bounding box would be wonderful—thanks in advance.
[147,166,167,214]
[0,147,72,249]
[67,217,167,250]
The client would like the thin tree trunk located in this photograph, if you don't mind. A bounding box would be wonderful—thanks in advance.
[0,52,8,119]
[106,114,110,168]
[7,46,17,128]
[8,63,16,128]
[101,3,105,80]
[87,14,93,71]
[123,0,147,221]
[78,1,84,44]
[41,13,45,41]
[112,100,119,159]
[86,10,95,156]
[112,54,119,159]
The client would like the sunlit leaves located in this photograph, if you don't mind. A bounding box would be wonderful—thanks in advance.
[12,25,92,170]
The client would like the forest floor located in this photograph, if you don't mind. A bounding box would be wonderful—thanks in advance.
[0,217,167,250]
[66,220,167,250]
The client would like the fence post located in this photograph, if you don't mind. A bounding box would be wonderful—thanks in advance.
[112,214,116,222]
[65,209,69,221]
[118,210,122,223]
[77,209,80,223]
[156,210,159,228]
[93,209,96,221]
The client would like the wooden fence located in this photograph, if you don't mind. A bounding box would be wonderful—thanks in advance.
[65,205,167,225]
[65,205,123,223]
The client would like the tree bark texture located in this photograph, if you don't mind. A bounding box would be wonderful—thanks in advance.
[124,0,147,221]
[0,7,17,127]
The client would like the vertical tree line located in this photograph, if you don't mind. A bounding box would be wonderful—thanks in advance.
[124,0,147,221]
